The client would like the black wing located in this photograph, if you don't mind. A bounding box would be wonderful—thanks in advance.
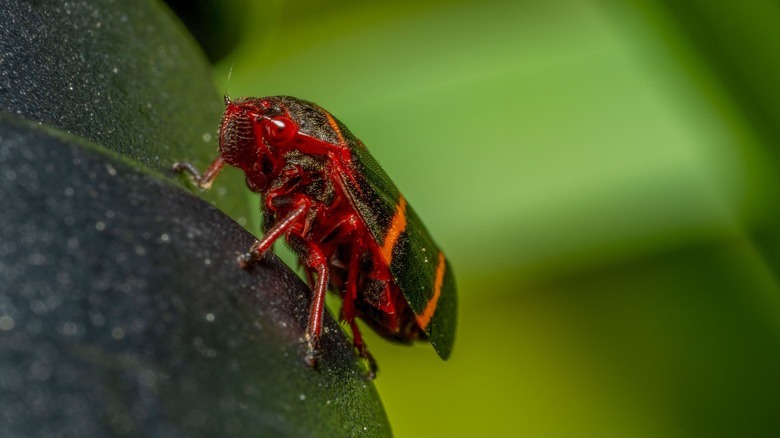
[338,131,456,360]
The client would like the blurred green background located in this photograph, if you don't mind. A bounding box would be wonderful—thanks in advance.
[174,0,780,435]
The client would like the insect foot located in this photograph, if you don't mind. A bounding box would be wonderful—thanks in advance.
[172,161,201,182]
[304,333,322,368]
[237,251,260,269]
[304,350,319,368]
[359,349,378,381]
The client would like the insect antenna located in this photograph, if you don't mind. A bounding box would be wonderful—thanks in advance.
[224,61,236,105]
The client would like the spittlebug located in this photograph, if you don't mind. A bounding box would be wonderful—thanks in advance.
[174,95,456,377]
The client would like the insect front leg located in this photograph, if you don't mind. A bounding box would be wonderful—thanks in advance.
[172,157,225,190]
[237,199,310,268]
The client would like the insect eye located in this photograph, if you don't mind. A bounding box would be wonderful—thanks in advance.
[263,116,297,145]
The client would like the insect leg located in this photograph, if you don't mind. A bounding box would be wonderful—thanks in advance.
[172,157,225,190]
[286,234,329,368]
[317,213,359,242]
[348,319,377,380]
[340,241,361,323]
[306,252,328,368]
[343,243,378,379]
[238,200,309,268]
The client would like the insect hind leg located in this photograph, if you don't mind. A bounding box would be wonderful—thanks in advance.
[348,319,378,380]
[338,242,378,378]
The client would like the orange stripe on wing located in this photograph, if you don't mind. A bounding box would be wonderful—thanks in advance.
[417,251,446,329]
[324,110,345,144]
[380,196,407,265]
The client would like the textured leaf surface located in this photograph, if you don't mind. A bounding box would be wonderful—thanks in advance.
[0,0,391,436]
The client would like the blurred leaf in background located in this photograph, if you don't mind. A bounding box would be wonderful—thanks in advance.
[170,0,780,435]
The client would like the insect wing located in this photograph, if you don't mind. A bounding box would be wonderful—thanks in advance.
[339,133,456,360]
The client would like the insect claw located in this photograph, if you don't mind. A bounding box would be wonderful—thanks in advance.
[358,347,378,380]
[172,161,211,190]
[172,161,199,179]
[304,346,321,368]
[173,158,224,191]
[237,252,258,269]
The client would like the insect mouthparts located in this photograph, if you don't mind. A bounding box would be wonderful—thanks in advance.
[224,94,231,106]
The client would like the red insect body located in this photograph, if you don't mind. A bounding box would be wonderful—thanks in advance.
[176,96,430,376]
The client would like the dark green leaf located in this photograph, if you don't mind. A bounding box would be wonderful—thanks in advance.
[0,0,391,435]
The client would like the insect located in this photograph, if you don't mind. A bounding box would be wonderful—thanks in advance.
[174,95,456,377]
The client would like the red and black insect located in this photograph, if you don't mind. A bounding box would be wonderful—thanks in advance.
[174,95,456,377]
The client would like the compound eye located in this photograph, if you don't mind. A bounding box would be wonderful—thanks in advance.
[263,116,297,145]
